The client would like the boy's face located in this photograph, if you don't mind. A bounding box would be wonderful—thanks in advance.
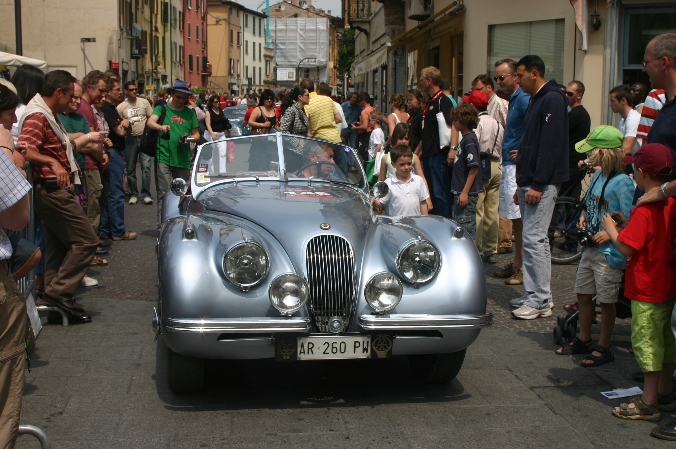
[392,155,413,178]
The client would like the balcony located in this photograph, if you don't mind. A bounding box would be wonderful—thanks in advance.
[201,62,212,76]
[348,0,371,23]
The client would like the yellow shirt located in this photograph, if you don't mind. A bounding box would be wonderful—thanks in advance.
[304,92,341,143]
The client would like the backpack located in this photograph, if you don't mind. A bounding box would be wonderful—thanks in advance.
[140,105,167,157]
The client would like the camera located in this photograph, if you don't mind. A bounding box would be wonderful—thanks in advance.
[572,227,596,247]
[179,134,196,144]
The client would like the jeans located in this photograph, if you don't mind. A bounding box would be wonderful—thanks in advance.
[100,147,127,237]
[344,129,359,150]
[156,161,190,228]
[126,136,153,199]
[422,154,452,219]
[517,184,559,308]
[452,194,478,239]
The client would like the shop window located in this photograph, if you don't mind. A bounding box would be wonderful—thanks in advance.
[488,19,565,84]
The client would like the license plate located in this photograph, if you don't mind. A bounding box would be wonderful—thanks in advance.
[297,335,371,360]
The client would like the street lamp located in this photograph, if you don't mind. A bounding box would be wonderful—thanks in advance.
[297,55,317,82]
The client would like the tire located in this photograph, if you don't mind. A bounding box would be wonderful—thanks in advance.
[167,346,205,393]
[408,349,466,384]
[553,326,563,346]
[549,196,582,265]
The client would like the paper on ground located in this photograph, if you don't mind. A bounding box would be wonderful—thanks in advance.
[601,386,643,399]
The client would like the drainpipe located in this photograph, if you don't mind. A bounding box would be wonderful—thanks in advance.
[603,0,619,125]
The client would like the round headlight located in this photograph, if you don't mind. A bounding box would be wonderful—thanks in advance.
[365,272,403,313]
[223,242,269,289]
[396,240,440,284]
[269,274,309,314]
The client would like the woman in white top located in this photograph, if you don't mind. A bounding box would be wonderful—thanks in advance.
[386,94,409,139]
[378,122,433,211]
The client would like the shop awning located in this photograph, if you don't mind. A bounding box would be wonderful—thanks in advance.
[0,51,48,68]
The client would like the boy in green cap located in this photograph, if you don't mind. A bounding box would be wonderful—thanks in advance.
[555,126,635,368]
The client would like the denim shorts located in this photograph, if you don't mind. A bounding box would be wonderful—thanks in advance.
[452,194,478,239]
[8,233,40,276]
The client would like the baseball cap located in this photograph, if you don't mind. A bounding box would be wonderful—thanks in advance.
[575,125,624,153]
[622,143,673,176]
[463,89,489,108]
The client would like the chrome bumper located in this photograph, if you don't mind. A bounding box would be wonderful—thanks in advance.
[358,313,493,331]
[164,317,311,333]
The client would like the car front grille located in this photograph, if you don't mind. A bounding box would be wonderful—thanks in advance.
[305,235,356,333]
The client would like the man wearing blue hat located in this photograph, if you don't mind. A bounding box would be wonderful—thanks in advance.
[146,80,200,228]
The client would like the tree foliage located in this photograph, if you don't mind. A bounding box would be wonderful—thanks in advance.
[338,28,356,76]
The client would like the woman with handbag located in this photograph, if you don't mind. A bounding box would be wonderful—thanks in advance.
[279,85,310,136]
[248,90,278,135]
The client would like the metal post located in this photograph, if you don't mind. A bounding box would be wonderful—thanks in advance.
[14,0,22,55]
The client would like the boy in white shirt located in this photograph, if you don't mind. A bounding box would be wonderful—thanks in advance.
[368,112,385,160]
[371,144,429,216]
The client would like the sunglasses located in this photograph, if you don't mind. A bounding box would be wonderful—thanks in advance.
[565,91,575,97]
[493,74,513,82]
[126,88,137,91]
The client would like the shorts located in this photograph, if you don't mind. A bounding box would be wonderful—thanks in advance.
[499,165,520,219]
[631,298,676,372]
[452,193,478,239]
[573,248,622,303]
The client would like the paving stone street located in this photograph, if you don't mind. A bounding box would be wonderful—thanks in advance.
[14,184,665,448]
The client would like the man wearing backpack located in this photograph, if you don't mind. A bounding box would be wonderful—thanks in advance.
[145,80,199,229]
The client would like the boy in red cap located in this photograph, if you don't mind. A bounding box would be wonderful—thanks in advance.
[602,142,676,422]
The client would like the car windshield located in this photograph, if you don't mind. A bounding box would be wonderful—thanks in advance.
[193,134,365,189]
[222,106,247,119]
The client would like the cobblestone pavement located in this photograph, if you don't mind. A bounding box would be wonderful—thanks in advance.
[14,172,653,448]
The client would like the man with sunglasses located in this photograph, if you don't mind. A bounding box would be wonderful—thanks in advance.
[559,81,590,200]
[146,80,199,229]
[118,81,154,205]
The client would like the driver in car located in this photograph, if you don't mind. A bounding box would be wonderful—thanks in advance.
[294,145,337,179]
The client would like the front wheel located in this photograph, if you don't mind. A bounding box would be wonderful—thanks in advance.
[167,346,204,393]
[408,349,466,383]
[549,196,582,265]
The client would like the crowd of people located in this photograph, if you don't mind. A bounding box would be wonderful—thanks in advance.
[2,32,676,445]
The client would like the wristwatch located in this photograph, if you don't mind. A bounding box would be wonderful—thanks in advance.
[449,146,458,150]
[660,182,669,198]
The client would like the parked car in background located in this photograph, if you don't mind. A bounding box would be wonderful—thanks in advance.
[223,105,250,137]
[155,133,492,393]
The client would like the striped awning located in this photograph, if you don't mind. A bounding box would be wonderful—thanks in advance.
[0,51,48,68]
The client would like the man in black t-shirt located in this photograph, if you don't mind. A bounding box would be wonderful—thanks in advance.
[416,66,455,219]
[99,78,136,241]
[560,80,591,200]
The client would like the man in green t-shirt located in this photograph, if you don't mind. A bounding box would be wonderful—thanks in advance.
[58,82,105,171]
[146,80,199,228]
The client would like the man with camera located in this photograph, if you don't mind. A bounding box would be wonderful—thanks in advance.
[554,126,634,366]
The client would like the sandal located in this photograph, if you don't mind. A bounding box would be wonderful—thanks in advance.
[581,345,614,367]
[555,337,593,355]
[612,396,661,421]
[91,256,108,266]
[659,392,676,412]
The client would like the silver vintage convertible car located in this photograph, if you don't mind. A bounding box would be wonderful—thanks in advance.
[155,133,492,393]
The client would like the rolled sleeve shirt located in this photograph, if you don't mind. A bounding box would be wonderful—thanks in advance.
[0,151,31,259]
[19,113,72,183]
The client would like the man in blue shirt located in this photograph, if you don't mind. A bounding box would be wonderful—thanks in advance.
[341,92,362,149]
[493,59,530,286]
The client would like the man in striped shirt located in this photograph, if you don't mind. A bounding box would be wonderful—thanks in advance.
[20,70,98,322]
[636,88,666,149]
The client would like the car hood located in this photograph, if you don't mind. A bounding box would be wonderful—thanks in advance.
[201,182,372,265]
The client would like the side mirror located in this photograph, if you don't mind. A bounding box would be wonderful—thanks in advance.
[371,181,389,199]
[171,178,188,196]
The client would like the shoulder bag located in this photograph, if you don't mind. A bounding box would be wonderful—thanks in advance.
[140,105,167,157]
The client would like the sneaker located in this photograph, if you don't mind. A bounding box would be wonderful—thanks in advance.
[505,268,523,285]
[81,276,98,287]
[512,304,553,320]
[484,254,497,264]
[494,263,515,278]
[143,196,154,205]
[510,295,527,308]
[129,196,138,205]
[112,231,137,241]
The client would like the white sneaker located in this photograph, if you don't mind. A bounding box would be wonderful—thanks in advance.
[512,304,553,320]
[129,197,138,205]
[81,276,99,287]
[143,196,154,205]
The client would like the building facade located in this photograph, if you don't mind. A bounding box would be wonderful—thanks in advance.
[241,9,267,94]
[349,0,676,128]
[183,0,210,87]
